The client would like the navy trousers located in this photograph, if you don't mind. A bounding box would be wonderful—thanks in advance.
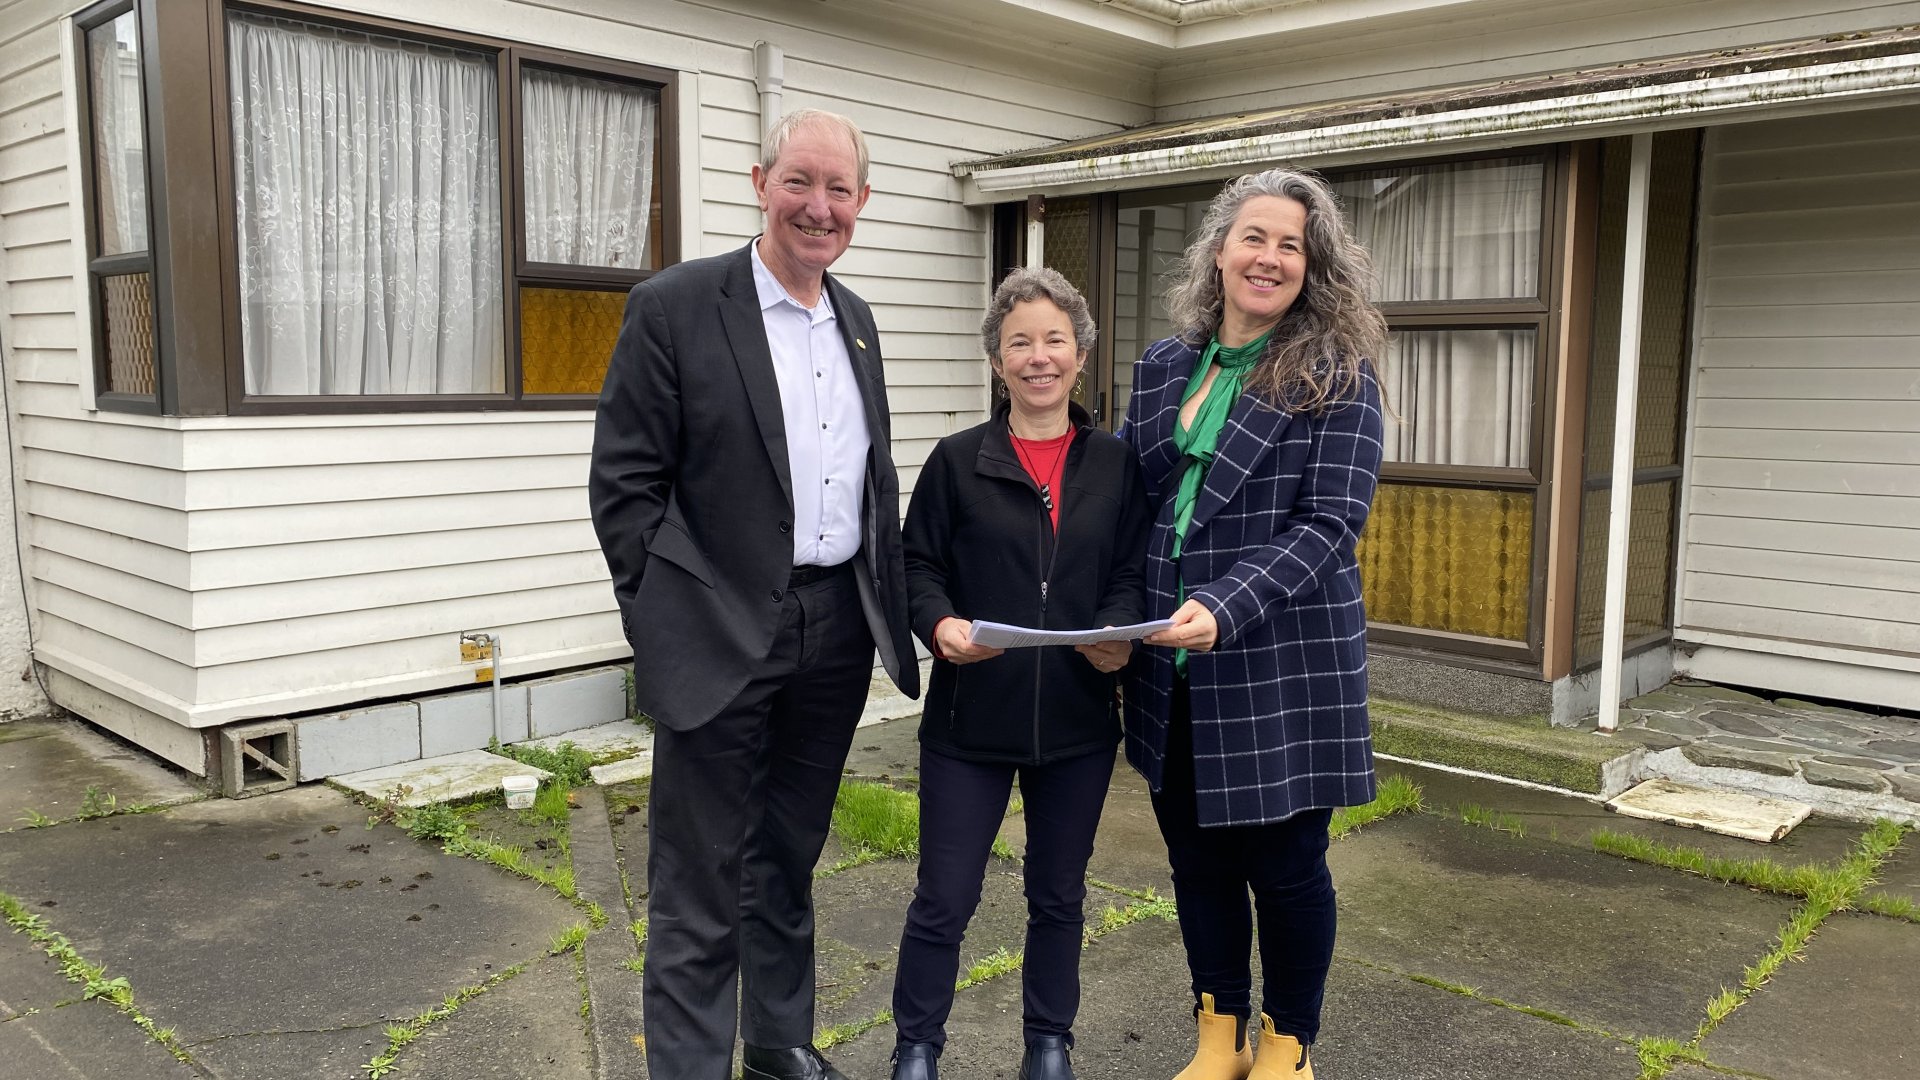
[892,744,1115,1049]
[1150,681,1337,1043]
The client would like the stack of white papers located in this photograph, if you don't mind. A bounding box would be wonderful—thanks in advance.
[966,620,1175,649]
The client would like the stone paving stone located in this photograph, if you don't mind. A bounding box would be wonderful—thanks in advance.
[1889,769,1920,804]
[1800,760,1886,792]
[1703,912,1920,1080]
[1681,743,1797,776]
[0,929,202,1080]
[0,786,579,1050]
[1327,812,1796,1041]
[1379,760,1867,869]
[1862,739,1920,763]
[831,917,1645,1080]
[0,716,203,826]
[1695,711,1782,738]
[389,953,593,1080]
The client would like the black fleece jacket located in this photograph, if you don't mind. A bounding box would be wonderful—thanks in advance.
[904,401,1151,765]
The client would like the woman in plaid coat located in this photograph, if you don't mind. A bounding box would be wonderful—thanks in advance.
[1121,168,1387,1080]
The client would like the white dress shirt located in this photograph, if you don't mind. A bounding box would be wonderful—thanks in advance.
[751,239,873,568]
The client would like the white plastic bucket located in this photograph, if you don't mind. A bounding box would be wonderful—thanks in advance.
[502,774,539,810]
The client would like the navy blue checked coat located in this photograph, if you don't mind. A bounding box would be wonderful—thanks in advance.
[1119,336,1385,827]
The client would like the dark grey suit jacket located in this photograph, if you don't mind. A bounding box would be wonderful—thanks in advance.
[588,243,920,731]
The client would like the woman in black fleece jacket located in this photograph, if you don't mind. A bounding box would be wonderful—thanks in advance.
[887,267,1151,1080]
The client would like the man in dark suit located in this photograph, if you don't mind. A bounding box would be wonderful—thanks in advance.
[589,108,920,1080]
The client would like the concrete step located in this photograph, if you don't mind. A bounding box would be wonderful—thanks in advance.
[1369,697,1642,797]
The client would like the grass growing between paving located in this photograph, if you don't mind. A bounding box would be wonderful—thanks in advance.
[1629,819,1908,1080]
[365,760,608,928]
[820,780,1015,876]
[361,961,533,1078]
[11,785,202,832]
[1328,774,1424,839]
[0,890,194,1063]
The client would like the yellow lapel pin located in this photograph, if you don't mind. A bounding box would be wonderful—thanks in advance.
[855,338,867,350]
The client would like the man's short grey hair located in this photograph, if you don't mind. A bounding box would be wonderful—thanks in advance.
[981,267,1098,364]
[761,108,870,189]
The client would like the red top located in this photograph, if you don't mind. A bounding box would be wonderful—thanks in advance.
[1010,429,1074,532]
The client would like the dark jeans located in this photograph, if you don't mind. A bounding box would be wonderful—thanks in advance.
[1150,681,1336,1044]
[892,744,1116,1049]
[644,564,874,1079]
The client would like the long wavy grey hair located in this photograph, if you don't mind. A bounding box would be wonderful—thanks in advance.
[1165,168,1387,413]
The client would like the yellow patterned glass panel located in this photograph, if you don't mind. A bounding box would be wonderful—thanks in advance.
[521,286,625,395]
[1357,483,1533,641]
[101,271,156,396]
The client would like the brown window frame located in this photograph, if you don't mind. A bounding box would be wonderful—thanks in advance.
[73,0,160,415]
[76,0,680,416]
[1021,146,1569,669]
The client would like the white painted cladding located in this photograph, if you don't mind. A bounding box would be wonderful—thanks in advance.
[0,0,1149,728]
[1678,105,1920,705]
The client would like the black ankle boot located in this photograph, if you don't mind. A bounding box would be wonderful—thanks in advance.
[1018,1034,1074,1080]
[890,1041,939,1080]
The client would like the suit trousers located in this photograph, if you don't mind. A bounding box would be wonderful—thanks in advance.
[892,743,1115,1050]
[1150,680,1336,1043]
[643,563,874,1078]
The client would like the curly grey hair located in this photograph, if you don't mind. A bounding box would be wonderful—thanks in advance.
[1164,168,1387,413]
[761,108,870,189]
[981,266,1098,367]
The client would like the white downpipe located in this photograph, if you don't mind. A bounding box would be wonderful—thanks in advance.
[752,41,784,138]
[1595,133,1654,734]
[1026,196,1046,270]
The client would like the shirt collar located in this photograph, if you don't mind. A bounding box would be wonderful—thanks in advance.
[750,236,836,323]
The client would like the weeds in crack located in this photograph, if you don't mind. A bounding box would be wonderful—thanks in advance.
[1631,819,1907,1079]
[1085,891,1177,946]
[815,1008,894,1050]
[360,962,530,1077]
[1460,803,1526,837]
[955,946,1022,991]
[1,891,192,1063]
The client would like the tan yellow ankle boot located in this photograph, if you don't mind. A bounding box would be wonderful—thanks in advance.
[1246,1014,1312,1079]
[1171,993,1253,1080]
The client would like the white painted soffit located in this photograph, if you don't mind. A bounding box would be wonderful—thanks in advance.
[955,43,1920,202]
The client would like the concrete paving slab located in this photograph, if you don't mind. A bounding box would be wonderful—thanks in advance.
[841,716,923,786]
[0,716,204,827]
[589,752,653,786]
[1608,779,1811,842]
[0,786,580,1050]
[1379,760,1866,870]
[191,1021,390,1080]
[812,856,1041,1037]
[389,954,593,1080]
[519,720,652,759]
[829,916,1645,1080]
[1327,812,1794,1041]
[1083,762,1174,899]
[331,750,551,808]
[0,929,203,1079]
[1703,912,1920,1080]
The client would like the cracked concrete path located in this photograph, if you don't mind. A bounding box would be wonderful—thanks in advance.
[0,785,579,1079]
[5,715,1918,1080]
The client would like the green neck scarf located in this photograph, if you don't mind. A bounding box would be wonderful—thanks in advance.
[1169,330,1270,672]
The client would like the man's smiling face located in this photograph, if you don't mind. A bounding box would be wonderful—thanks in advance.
[752,121,871,291]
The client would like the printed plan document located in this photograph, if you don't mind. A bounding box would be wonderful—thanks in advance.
[967,620,1176,649]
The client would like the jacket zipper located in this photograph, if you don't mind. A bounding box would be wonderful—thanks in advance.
[1033,455,1062,764]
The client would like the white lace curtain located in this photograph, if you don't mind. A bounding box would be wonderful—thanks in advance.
[228,13,505,395]
[522,69,656,269]
[1339,160,1542,467]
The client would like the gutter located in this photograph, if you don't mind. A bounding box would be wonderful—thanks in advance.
[1094,0,1298,23]
[957,50,1920,200]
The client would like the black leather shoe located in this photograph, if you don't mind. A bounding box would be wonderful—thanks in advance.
[742,1043,849,1080]
[891,1041,940,1080]
[1018,1034,1074,1080]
